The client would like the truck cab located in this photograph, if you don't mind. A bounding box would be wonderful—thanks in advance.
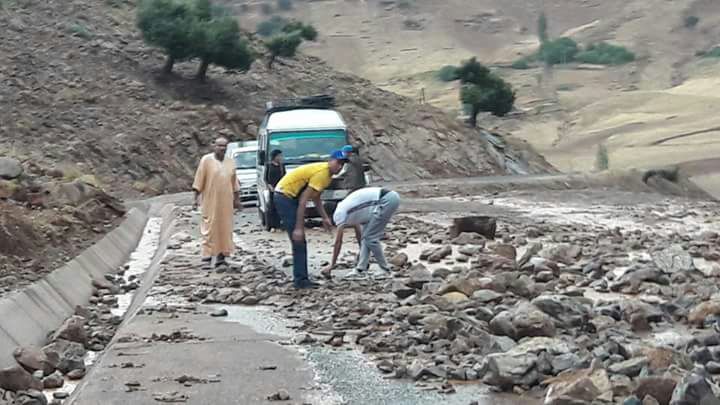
[256,95,365,230]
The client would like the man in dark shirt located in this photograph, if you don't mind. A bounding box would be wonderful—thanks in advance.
[340,145,367,192]
[266,149,285,230]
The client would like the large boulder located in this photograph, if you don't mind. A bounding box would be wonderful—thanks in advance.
[531,295,592,328]
[480,351,539,389]
[490,302,556,340]
[653,246,694,275]
[634,377,678,405]
[13,347,58,376]
[541,244,582,265]
[407,267,432,289]
[437,277,483,297]
[669,368,720,405]
[51,316,87,346]
[10,390,46,405]
[42,339,86,374]
[0,365,41,392]
[544,364,613,404]
[0,158,22,180]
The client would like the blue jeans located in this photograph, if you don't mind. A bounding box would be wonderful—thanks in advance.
[273,193,308,286]
[356,191,400,271]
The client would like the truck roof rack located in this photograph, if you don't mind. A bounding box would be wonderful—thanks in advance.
[265,94,335,113]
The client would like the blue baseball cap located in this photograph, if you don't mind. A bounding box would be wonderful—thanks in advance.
[341,145,353,154]
[330,150,348,161]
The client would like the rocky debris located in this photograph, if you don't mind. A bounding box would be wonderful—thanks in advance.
[634,377,677,405]
[531,295,592,328]
[0,365,41,392]
[389,253,409,268]
[153,391,189,403]
[481,351,539,389]
[407,267,432,289]
[687,301,720,326]
[42,339,86,374]
[492,244,517,261]
[609,357,649,377]
[12,347,57,376]
[451,232,487,246]
[427,245,452,263]
[0,158,22,180]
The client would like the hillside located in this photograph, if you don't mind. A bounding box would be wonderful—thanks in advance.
[237,0,720,197]
[0,0,552,291]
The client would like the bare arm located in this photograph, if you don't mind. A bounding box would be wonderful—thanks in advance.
[295,188,320,233]
[329,225,346,268]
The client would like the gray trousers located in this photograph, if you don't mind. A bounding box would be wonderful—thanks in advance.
[356,191,400,271]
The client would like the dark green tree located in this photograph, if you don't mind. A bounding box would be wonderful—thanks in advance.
[191,15,255,80]
[457,58,515,127]
[282,21,318,40]
[257,16,289,37]
[137,0,196,74]
[539,37,579,65]
[264,33,302,69]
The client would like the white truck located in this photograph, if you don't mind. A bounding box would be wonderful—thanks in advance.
[255,95,370,230]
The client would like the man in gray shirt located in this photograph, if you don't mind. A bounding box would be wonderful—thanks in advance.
[321,186,400,280]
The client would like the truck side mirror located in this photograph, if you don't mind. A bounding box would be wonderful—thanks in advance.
[257,151,265,165]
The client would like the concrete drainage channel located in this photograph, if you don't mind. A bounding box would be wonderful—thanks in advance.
[0,202,176,405]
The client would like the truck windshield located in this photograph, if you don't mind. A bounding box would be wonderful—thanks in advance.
[233,151,256,169]
[268,130,347,163]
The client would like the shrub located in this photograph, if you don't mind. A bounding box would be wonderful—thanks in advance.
[137,0,197,73]
[575,42,635,65]
[257,16,288,37]
[265,33,302,68]
[684,15,700,28]
[596,144,609,171]
[436,65,459,82]
[539,37,579,65]
[511,58,531,69]
[68,23,93,39]
[277,0,292,11]
[191,15,255,80]
[282,21,318,41]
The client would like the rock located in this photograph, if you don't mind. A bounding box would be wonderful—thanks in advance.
[210,308,228,317]
[643,396,660,405]
[42,371,64,389]
[391,282,416,299]
[542,244,582,265]
[669,368,720,405]
[0,364,42,392]
[688,301,720,326]
[389,253,408,268]
[281,256,293,267]
[653,246,694,274]
[458,245,481,256]
[442,292,469,303]
[493,244,517,261]
[408,359,447,380]
[625,397,642,405]
[451,232,486,246]
[544,365,613,404]
[267,389,290,401]
[241,296,260,305]
[52,316,87,346]
[438,277,483,297]
[609,357,649,377]
[13,347,57,376]
[428,245,452,263]
[449,216,496,240]
[407,267,432,289]
[706,361,720,374]
[42,339,86,374]
[0,158,22,180]
[489,302,556,340]
[531,295,592,327]
[66,368,86,380]
[52,392,68,400]
[641,347,692,372]
[11,390,46,405]
[472,289,503,303]
[292,334,315,345]
[481,351,538,389]
[634,377,677,405]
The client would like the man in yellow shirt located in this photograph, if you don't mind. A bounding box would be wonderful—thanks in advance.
[274,150,348,289]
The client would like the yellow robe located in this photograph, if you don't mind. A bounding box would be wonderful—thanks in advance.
[192,153,239,257]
